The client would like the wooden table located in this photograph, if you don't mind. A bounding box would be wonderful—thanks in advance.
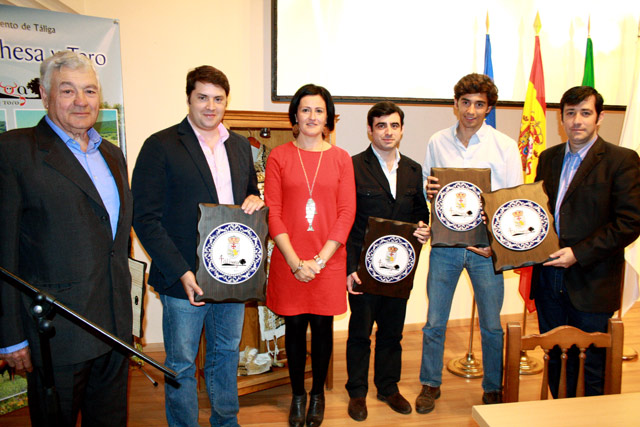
[472,392,640,427]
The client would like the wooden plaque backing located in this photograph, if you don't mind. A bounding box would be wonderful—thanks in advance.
[353,217,422,299]
[196,204,269,302]
[430,168,491,247]
[482,181,560,272]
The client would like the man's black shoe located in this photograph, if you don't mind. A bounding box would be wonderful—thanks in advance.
[347,397,367,421]
[482,390,502,405]
[377,392,412,415]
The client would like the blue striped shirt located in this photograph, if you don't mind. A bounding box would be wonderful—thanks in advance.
[45,116,120,239]
[554,137,598,234]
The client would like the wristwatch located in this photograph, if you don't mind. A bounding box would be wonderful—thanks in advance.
[314,255,326,270]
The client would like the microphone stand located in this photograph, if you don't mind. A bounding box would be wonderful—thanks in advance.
[0,266,177,426]
[30,292,59,424]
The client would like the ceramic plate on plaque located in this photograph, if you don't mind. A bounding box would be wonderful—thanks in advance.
[202,222,263,284]
[435,181,483,231]
[492,199,549,251]
[365,235,416,283]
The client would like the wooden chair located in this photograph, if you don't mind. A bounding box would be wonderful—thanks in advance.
[503,318,623,402]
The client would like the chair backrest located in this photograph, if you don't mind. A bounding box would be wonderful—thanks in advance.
[503,318,623,402]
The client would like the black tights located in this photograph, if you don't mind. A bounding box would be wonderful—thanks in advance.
[284,313,333,396]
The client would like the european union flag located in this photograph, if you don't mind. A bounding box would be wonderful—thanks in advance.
[484,33,496,128]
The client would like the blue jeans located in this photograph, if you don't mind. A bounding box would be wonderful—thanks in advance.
[161,295,244,427]
[420,247,504,392]
[535,266,613,397]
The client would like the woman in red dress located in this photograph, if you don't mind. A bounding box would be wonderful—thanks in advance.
[264,84,356,427]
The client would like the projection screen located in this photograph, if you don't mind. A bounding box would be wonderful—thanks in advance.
[273,0,640,106]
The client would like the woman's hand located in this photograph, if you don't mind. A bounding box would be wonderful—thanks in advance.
[293,259,322,283]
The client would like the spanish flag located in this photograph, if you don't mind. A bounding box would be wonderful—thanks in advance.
[517,12,546,313]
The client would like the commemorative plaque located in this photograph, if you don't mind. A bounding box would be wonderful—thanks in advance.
[353,217,423,299]
[430,168,491,247]
[482,181,560,272]
[196,204,269,302]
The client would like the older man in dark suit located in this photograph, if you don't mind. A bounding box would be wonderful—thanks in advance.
[345,102,430,421]
[533,86,640,397]
[0,51,133,426]
[132,66,263,427]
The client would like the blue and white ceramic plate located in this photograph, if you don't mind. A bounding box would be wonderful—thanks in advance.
[491,199,549,251]
[365,235,415,283]
[202,222,263,284]
[435,181,483,231]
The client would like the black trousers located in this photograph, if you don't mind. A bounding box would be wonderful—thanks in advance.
[27,349,129,427]
[535,266,613,397]
[345,292,408,398]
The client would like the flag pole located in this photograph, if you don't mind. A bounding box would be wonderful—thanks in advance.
[619,263,639,361]
[446,297,483,378]
[518,302,542,374]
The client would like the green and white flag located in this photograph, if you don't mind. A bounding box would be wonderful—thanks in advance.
[582,36,595,87]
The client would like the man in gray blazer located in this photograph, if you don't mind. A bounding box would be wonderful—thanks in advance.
[132,66,263,427]
[0,51,133,426]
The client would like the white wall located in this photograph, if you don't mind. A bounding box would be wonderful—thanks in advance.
[62,0,627,345]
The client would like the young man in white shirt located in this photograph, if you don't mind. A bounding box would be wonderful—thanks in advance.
[416,73,523,413]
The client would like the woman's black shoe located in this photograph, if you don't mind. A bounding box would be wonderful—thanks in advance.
[306,393,325,427]
[289,393,307,427]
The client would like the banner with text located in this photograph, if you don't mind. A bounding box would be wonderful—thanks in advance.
[0,5,126,153]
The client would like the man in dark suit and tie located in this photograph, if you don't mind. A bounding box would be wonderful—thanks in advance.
[345,102,430,421]
[0,51,133,426]
[132,65,263,427]
[533,85,640,397]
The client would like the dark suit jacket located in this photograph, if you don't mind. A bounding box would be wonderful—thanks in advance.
[131,117,259,299]
[0,118,133,366]
[346,145,430,274]
[532,137,640,312]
